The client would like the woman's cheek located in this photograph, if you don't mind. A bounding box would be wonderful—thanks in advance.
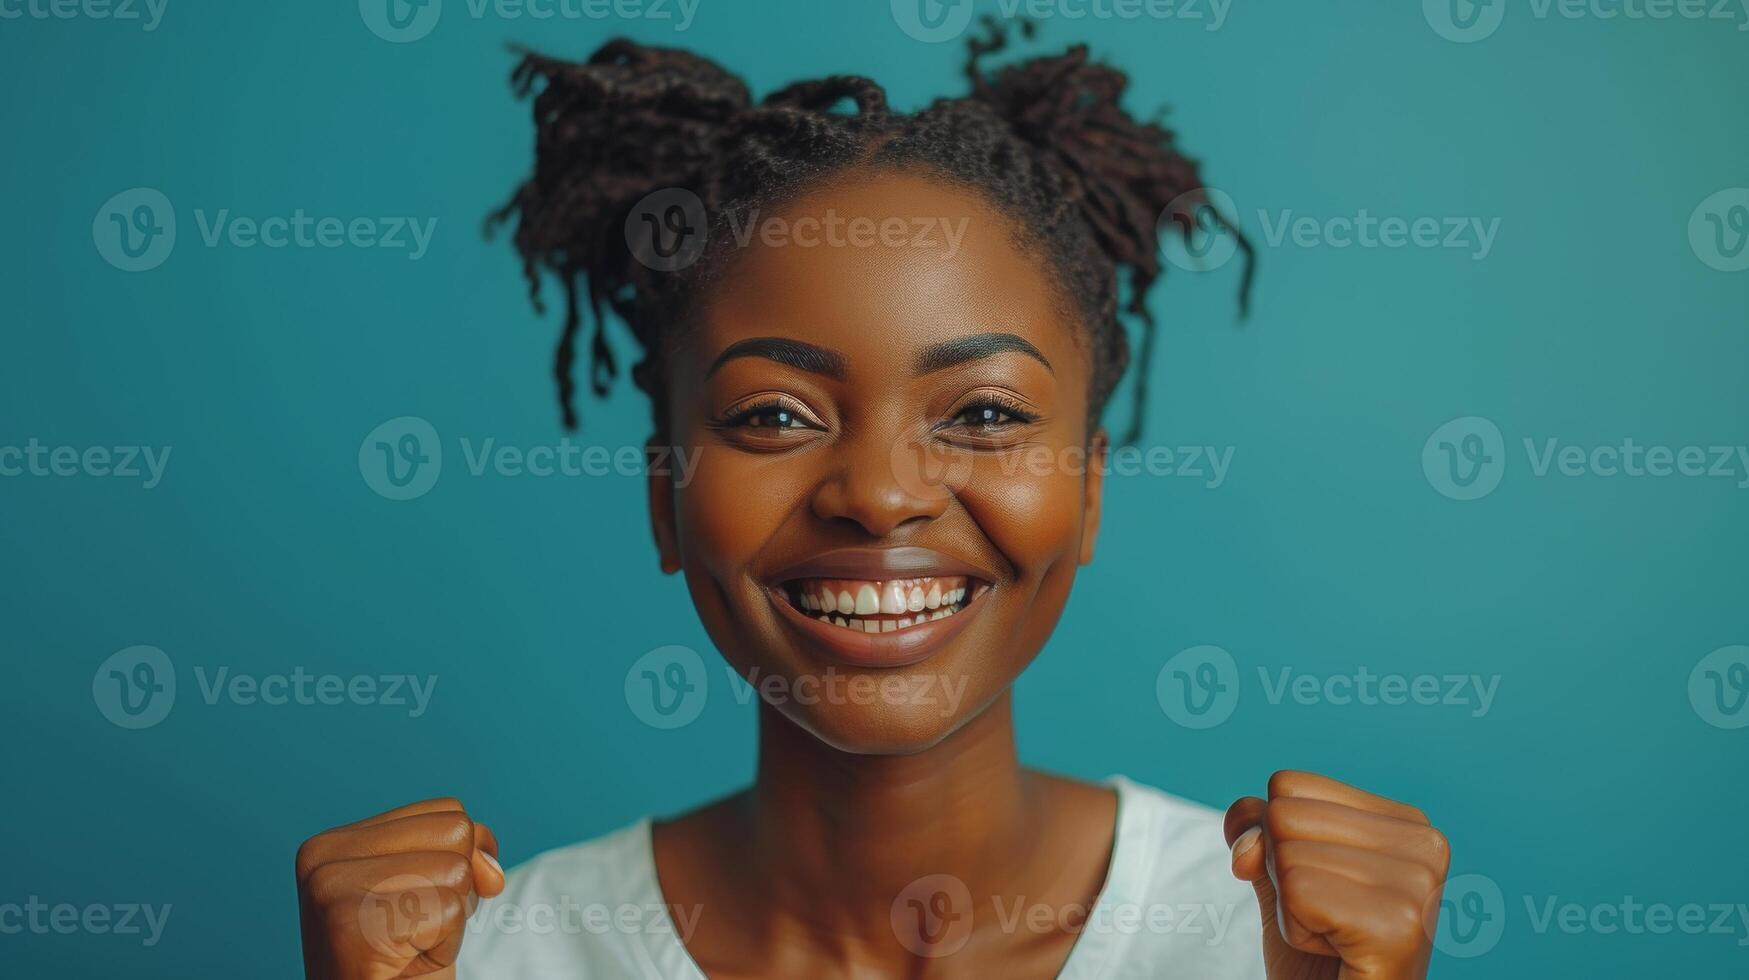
[672,445,785,585]
[964,451,1084,573]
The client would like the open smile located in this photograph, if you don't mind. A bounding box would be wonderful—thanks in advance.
[765,547,998,668]
[781,576,987,633]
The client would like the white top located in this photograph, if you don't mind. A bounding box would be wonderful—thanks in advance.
[458,776,1266,978]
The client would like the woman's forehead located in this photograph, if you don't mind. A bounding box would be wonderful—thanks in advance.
[688,172,1083,377]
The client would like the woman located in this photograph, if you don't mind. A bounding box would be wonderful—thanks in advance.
[297,27,1450,979]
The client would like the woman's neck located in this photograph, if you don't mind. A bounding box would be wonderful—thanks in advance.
[737,692,1045,927]
[652,691,1119,976]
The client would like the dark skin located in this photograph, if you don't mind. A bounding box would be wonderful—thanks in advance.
[297,172,1450,979]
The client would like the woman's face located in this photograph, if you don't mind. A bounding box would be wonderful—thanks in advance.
[648,170,1107,754]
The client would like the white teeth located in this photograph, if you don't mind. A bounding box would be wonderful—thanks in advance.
[790,577,983,634]
[880,582,907,615]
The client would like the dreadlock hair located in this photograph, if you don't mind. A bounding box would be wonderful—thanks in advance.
[488,19,1253,444]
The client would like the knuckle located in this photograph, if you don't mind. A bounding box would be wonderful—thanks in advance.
[1275,866,1311,907]
[1282,915,1318,947]
[427,812,475,849]
[294,836,326,881]
[433,853,473,889]
[1266,769,1305,799]
[303,863,350,907]
[1269,839,1303,868]
[1406,862,1443,897]
[1262,799,1295,840]
[1420,827,1452,869]
[1384,895,1427,938]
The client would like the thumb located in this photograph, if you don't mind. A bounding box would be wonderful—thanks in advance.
[1223,796,1280,934]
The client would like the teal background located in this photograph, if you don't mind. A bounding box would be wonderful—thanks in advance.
[3,0,1746,976]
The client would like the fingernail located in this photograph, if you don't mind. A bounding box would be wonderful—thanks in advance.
[1231,826,1262,859]
[481,850,503,877]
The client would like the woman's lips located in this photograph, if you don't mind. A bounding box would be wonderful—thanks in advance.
[766,579,989,668]
[762,546,1000,668]
[763,548,999,668]
[788,576,982,630]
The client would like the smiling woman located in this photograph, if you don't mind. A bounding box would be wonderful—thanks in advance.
[292,23,1453,980]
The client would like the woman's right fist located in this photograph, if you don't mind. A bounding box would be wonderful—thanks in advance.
[296,798,505,980]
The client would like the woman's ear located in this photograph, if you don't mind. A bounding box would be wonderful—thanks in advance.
[646,437,682,575]
[1079,428,1108,566]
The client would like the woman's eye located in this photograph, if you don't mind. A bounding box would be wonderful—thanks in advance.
[952,402,1029,429]
[721,401,820,431]
[742,407,806,429]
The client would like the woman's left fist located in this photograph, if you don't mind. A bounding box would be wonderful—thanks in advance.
[1224,771,1450,980]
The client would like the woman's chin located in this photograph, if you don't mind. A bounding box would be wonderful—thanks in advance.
[766,696,979,756]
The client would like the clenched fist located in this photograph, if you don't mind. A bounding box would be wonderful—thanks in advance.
[1225,771,1450,980]
[296,798,505,980]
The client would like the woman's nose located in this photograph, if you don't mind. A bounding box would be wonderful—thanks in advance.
[808,427,961,537]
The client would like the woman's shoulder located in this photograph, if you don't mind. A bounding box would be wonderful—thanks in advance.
[457,817,698,979]
[1070,775,1265,978]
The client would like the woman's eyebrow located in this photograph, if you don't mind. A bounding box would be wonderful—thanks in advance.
[706,337,848,380]
[914,332,1053,376]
